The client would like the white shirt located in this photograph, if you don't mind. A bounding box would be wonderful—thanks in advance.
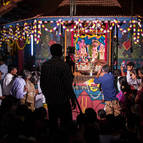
[117,76,121,92]
[2,73,14,96]
[126,71,131,84]
[0,64,8,80]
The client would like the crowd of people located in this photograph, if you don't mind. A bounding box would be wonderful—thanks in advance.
[0,59,46,111]
[0,43,143,143]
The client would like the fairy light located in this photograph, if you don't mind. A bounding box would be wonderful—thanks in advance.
[1,18,143,45]
[33,20,37,42]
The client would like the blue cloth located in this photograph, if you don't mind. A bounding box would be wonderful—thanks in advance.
[94,73,117,101]
[73,85,104,100]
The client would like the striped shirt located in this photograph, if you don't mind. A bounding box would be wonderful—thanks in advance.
[40,56,75,104]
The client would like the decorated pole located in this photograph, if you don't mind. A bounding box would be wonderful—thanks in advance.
[105,22,108,62]
[64,30,67,61]
[109,31,112,66]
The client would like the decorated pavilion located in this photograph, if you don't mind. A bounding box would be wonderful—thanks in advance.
[0,0,143,115]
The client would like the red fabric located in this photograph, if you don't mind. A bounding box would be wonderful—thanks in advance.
[71,24,74,47]
[17,40,24,72]
[72,95,104,120]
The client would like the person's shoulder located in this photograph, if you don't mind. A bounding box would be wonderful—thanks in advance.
[4,73,10,78]
[104,72,114,79]
[4,64,8,68]
[12,77,18,83]
[0,64,8,69]
[107,72,114,77]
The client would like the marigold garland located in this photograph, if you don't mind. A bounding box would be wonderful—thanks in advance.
[7,40,15,48]
[16,38,29,50]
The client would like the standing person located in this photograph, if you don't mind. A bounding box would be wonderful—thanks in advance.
[121,61,135,83]
[2,66,17,96]
[0,70,4,105]
[94,64,120,117]
[40,44,76,133]
[10,70,27,101]
[0,58,8,81]
[23,70,36,111]
[10,70,36,111]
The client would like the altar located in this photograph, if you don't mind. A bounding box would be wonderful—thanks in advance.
[71,34,107,119]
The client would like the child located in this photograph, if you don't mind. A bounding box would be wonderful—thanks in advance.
[129,69,142,91]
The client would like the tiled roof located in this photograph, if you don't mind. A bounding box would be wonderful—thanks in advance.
[59,0,121,7]
[0,0,142,24]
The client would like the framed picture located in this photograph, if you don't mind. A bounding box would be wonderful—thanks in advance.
[75,34,107,73]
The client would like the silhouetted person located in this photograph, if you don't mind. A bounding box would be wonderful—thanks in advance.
[40,44,76,135]
[65,54,75,74]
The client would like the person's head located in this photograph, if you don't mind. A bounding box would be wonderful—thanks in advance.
[92,40,99,47]
[85,108,97,123]
[50,44,63,57]
[127,62,134,71]
[130,69,138,80]
[137,67,143,79]
[30,71,40,85]
[23,70,32,80]
[102,64,110,73]
[119,76,127,86]
[8,65,17,75]
[98,109,106,120]
[113,69,121,78]
[119,76,131,93]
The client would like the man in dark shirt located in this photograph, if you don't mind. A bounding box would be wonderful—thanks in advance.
[94,64,120,116]
[40,44,76,133]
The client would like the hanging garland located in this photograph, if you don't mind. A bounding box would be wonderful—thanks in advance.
[0,17,143,47]
[7,40,15,48]
[16,38,29,50]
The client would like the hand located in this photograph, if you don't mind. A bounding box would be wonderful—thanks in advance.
[72,101,76,110]
[120,65,124,71]
[96,67,102,78]
[138,85,142,91]
[24,86,28,92]
[98,66,102,73]
[35,89,39,95]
